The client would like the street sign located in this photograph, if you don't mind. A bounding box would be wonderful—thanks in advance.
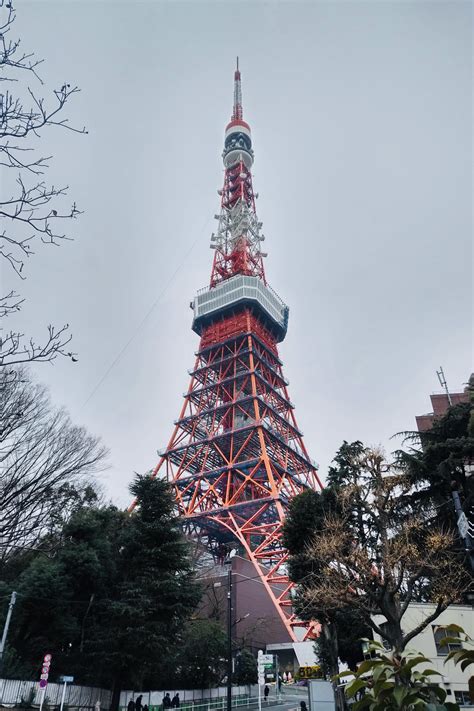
[60,676,74,683]
[258,674,265,685]
[458,512,469,539]
[39,653,52,690]
[259,654,273,665]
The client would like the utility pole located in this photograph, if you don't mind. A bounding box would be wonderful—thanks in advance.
[227,567,233,711]
[0,591,17,674]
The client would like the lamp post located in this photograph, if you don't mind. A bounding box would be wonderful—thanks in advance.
[0,591,16,675]
[226,565,233,711]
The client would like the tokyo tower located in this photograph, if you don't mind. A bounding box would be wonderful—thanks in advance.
[150,60,322,641]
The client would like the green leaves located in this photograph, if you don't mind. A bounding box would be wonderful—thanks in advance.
[345,678,367,699]
[442,628,474,674]
[336,642,461,711]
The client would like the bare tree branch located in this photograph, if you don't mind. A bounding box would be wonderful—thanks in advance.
[295,447,471,655]
[0,0,86,367]
[0,367,107,560]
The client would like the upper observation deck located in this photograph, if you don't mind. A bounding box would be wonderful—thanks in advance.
[191,274,289,343]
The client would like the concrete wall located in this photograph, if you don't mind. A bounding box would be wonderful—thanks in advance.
[233,557,292,650]
[197,556,292,654]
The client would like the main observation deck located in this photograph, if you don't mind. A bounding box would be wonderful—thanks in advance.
[191,274,289,343]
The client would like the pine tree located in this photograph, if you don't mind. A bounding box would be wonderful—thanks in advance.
[89,476,201,705]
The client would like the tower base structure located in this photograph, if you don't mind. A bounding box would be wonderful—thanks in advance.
[153,308,321,641]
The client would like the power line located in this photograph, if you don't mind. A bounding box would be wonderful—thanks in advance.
[82,217,211,408]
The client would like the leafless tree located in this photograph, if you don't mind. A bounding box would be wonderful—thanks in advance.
[298,447,471,656]
[0,367,107,560]
[0,0,86,367]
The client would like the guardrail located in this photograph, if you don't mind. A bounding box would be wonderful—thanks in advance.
[120,697,280,711]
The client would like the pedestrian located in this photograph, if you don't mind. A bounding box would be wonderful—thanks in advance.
[163,693,172,709]
[171,694,180,708]
[143,705,149,711]
[136,696,143,711]
[300,702,307,711]
[127,700,135,711]
[264,686,269,703]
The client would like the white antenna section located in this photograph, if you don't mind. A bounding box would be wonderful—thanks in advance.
[211,197,265,258]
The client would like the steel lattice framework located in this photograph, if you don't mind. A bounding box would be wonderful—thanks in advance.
[147,61,322,641]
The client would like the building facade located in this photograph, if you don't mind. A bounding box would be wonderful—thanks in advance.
[373,604,474,707]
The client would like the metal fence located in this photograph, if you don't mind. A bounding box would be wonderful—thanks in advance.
[0,678,111,709]
[119,687,260,711]
[124,696,276,711]
[0,680,267,711]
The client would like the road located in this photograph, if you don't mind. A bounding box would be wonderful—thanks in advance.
[263,688,308,711]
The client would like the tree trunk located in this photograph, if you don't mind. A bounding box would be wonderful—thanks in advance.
[381,596,404,656]
[322,621,346,711]
[110,676,122,711]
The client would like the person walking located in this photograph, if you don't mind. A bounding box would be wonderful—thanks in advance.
[264,686,270,703]
[136,696,143,711]
[127,700,135,711]
[163,693,172,709]
[171,694,180,709]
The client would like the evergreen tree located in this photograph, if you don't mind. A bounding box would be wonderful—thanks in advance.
[396,400,474,526]
[173,620,227,689]
[0,475,201,707]
[233,648,257,685]
[95,476,201,703]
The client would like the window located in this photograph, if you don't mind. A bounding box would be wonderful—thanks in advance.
[454,690,472,706]
[432,625,463,656]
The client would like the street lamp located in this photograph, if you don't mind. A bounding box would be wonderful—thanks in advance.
[224,550,237,711]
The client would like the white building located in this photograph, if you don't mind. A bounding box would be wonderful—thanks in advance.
[372,603,474,708]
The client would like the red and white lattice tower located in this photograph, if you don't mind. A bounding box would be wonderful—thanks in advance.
[149,61,322,641]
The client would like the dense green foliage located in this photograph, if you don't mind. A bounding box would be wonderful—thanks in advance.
[172,620,227,689]
[233,648,258,685]
[0,476,201,698]
[339,641,460,711]
[396,394,474,528]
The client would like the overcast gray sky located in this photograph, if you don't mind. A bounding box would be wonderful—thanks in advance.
[7,0,472,506]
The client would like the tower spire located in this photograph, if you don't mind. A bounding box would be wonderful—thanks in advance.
[210,62,265,287]
[232,56,243,121]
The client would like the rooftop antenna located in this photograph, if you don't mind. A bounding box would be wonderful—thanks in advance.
[436,366,452,406]
[232,56,243,120]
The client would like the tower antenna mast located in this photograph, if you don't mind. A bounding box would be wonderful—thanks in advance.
[436,366,452,406]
